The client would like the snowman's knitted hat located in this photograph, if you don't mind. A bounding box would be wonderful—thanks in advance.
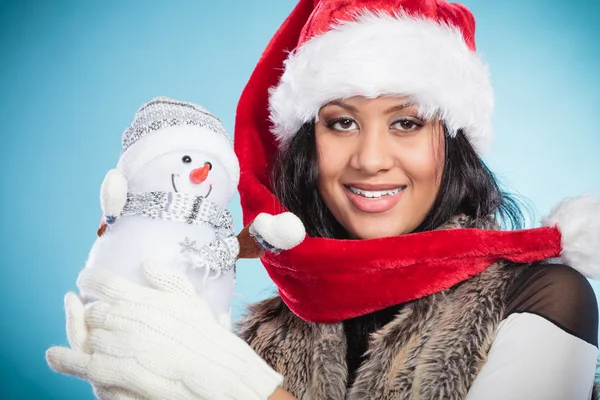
[117,97,240,185]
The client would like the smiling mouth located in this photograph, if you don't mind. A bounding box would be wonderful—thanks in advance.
[171,174,212,198]
[345,185,407,199]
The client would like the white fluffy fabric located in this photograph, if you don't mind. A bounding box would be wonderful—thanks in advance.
[117,125,240,185]
[543,194,600,279]
[47,265,284,400]
[269,12,494,153]
[251,212,306,251]
[84,216,236,324]
[99,168,128,217]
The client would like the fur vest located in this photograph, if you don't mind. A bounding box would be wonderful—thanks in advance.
[238,258,527,400]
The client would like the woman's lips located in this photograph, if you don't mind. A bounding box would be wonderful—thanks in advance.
[344,185,405,213]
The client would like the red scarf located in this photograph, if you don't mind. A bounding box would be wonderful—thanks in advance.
[233,0,565,323]
[236,180,563,323]
[262,226,562,323]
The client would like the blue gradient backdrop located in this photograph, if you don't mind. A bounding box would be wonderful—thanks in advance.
[1,1,598,398]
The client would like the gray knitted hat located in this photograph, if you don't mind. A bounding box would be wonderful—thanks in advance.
[116,97,240,184]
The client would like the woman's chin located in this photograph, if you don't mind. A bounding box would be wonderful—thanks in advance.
[347,223,411,240]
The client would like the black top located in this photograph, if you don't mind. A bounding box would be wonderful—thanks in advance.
[343,263,599,386]
[505,263,598,347]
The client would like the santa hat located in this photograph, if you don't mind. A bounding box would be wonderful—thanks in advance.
[268,0,493,153]
[235,0,600,293]
[117,96,240,185]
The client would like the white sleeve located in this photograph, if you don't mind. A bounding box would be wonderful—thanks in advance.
[466,312,598,400]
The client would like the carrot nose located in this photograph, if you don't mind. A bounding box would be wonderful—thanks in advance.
[189,164,210,184]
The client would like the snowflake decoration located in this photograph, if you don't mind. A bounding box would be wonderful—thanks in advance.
[179,237,200,254]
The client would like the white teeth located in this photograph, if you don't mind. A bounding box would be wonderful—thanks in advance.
[347,186,404,199]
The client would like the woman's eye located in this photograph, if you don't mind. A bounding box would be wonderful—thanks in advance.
[182,155,192,163]
[392,119,422,131]
[329,118,358,131]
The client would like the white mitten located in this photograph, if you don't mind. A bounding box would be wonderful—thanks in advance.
[100,169,128,224]
[93,387,148,400]
[47,293,145,400]
[46,262,282,400]
[249,212,306,252]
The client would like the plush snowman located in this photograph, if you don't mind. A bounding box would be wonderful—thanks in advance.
[83,97,305,329]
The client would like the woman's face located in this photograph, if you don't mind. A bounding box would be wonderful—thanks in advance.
[315,96,445,239]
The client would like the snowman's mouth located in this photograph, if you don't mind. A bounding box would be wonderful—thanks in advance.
[171,174,179,193]
[171,174,213,199]
[204,185,213,198]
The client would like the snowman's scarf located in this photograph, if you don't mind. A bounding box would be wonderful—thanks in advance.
[122,191,233,233]
[121,191,238,277]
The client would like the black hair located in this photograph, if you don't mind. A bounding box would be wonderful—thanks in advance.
[272,122,348,239]
[271,121,527,385]
[272,121,525,239]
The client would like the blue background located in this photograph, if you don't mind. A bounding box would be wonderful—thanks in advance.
[1,0,599,398]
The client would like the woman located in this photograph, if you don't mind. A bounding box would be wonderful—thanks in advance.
[47,0,600,399]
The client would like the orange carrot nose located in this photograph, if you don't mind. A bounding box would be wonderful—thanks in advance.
[189,164,210,184]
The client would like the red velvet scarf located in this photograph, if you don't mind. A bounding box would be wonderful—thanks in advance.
[233,0,565,323]
[261,226,562,323]
[237,179,563,323]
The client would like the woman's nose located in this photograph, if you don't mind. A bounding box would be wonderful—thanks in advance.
[189,163,211,184]
[351,127,394,174]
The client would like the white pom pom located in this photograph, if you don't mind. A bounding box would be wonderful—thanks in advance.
[250,212,306,251]
[100,169,128,220]
[542,193,600,279]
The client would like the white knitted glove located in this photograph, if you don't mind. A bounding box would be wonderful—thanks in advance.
[46,291,144,399]
[46,262,283,400]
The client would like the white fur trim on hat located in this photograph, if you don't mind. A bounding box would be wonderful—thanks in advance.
[543,193,600,279]
[116,125,240,186]
[269,12,494,153]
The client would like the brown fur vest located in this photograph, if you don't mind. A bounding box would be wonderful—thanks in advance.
[238,257,534,399]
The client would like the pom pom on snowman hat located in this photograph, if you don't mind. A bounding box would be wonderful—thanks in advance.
[542,193,600,279]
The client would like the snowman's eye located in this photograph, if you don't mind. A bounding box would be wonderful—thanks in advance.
[205,162,212,170]
[182,155,192,163]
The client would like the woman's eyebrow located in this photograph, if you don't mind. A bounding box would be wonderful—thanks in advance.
[325,99,358,113]
[384,103,417,115]
[323,100,416,114]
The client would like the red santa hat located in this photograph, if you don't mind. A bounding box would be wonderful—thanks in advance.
[268,0,493,153]
[234,0,600,322]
